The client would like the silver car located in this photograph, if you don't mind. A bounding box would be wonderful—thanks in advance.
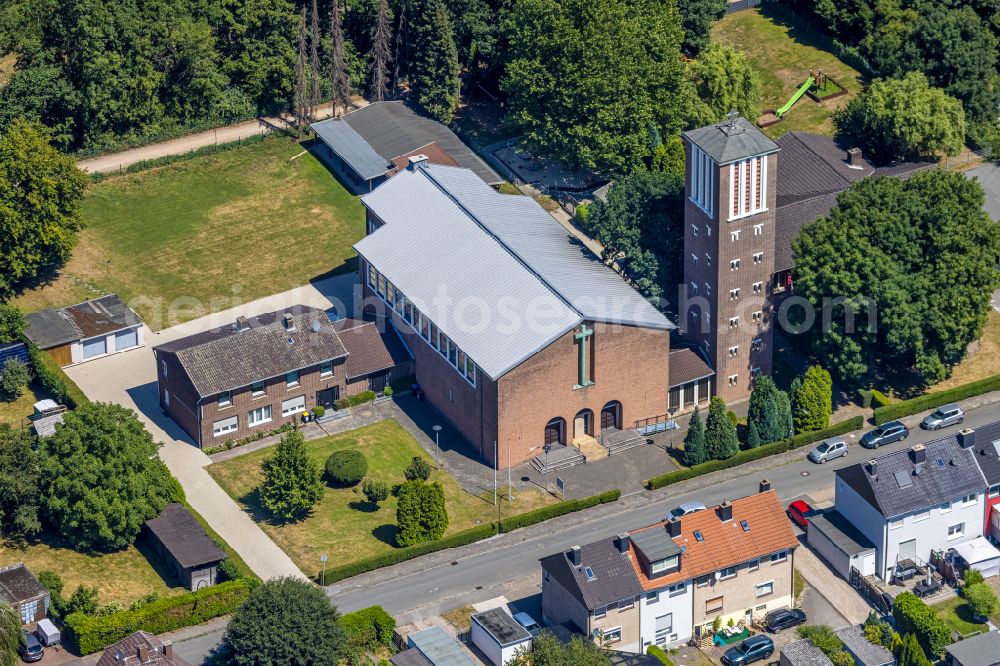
[921,404,964,430]
[808,438,848,464]
[669,501,707,519]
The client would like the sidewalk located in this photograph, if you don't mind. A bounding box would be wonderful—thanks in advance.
[76,96,368,175]
[794,544,871,625]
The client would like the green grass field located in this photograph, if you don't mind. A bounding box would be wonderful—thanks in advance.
[0,382,53,429]
[933,596,992,637]
[712,8,862,137]
[208,420,555,577]
[13,136,365,330]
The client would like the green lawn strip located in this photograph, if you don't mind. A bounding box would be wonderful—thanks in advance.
[207,419,557,575]
[933,596,988,638]
[0,381,51,428]
[180,501,257,581]
[711,8,861,137]
[76,135,365,329]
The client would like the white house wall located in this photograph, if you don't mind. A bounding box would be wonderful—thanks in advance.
[881,492,985,580]
[640,581,693,651]
[833,476,888,577]
[68,325,144,366]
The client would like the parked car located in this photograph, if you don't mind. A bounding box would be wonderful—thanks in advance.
[19,630,43,663]
[513,611,541,636]
[721,635,774,666]
[808,437,848,464]
[764,608,807,633]
[787,500,814,531]
[860,421,909,449]
[669,501,707,519]
[921,403,964,430]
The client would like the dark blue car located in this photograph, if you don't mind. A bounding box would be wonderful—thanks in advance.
[721,635,774,666]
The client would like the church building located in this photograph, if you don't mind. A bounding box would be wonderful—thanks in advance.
[354,157,677,469]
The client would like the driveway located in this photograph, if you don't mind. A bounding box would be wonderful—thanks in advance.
[967,162,1000,222]
[64,273,360,581]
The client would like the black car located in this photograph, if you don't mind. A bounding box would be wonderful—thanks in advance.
[860,421,909,449]
[721,635,774,666]
[19,630,43,663]
[764,608,807,632]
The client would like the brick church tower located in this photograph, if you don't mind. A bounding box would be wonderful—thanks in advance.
[681,113,781,404]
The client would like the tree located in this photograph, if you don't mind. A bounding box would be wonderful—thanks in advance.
[65,585,99,616]
[508,633,611,666]
[325,449,369,486]
[293,9,309,133]
[363,479,389,507]
[964,582,999,619]
[502,0,688,173]
[964,569,985,586]
[396,480,448,546]
[747,376,787,444]
[835,72,966,164]
[793,366,833,433]
[0,606,21,666]
[309,0,321,119]
[0,425,41,542]
[792,170,1000,387]
[705,396,738,460]
[0,360,31,401]
[403,456,432,481]
[0,120,87,297]
[686,43,761,124]
[368,0,393,101]
[777,390,794,439]
[410,0,460,122]
[747,421,762,449]
[0,305,26,344]
[330,0,351,116]
[677,0,728,56]
[224,577,346,666]
[897,632,932,666]
[579,169,685,298]
[39,402,177,551]
[260,430,324,521]
[682,406,707,466]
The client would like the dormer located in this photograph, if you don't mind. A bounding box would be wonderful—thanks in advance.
[631,525,682,579]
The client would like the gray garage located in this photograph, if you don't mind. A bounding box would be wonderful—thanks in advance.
[807,511,876,579]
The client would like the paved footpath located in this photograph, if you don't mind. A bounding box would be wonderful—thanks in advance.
[76,96,368,175]
[64,273,359,581]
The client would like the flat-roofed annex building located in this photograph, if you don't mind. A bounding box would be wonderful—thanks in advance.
[355,158,676,469]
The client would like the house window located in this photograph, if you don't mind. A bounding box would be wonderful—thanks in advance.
[448,342,458,366]
[706,225,712,237]
[751,367,761,377]
[386,282,395,305]
[961,494,977,505]
[691,254,699,266]
[889,519,903,530]
[602,627,622,644]
[248,405,272,427]
[286,371,300,387]
[730,230,741,242]
[730,259,740,271]
[594,606,607,619]
[756,581,774,597]
[377,274,386,298]
[213,416,238,437]
[948,523,965,539]
[748,559,759,571]
[690,282,698,295]
[651,555,679,574]
[368,265,377,288]
[729,157,767,220]
[720,566,737,579]
[218,391,232,408]
[404,301,414,324]
[161,360,168,379]
[940,502,953,513]
[282,395,306,417]
[655,613,673,646]
[251,381,266,397]
[730,317,739,328]
[751,338,762,351]
[753,252,764,264]
[465,359,477,386]
[394,291,404,315]
[706,596,724,614]
[730,288,740,300]
[752,311,762,322]
[990,484,1000,497]
[319,361,334,378]
[770,551,787,563]
[692,224,699,237]
[646,591,659,604]
[706,283,711,296]
[696,576,711,588]
[729,346,739,358]
[19,599,38,625]
[914,510,930,522]
[706,253,712,267]
[618,598,635,611]
[668,582,685,596]
[728,374,738,386]
[753,281,763,294]
[754,224,764,236]
[689,144,715,217]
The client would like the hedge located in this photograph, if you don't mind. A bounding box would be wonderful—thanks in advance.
[341,605,396,652]
[64,579,255,654]
[892,591,950,656]
[646,645,674,666]
[23,340,90,409]
[320,489,621,584]
[335,390,377,410]
[646,416,865,490]
[874,374,1000,424]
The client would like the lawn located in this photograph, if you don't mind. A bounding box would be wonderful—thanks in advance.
[933,596,990,638]
[207,419,557,578]
[0,381,55,429]
[712,8,862,138]
[12,135,366,330]
[929,310,1000,393]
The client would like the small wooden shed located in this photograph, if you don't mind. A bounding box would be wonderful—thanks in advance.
[144,504,226,591]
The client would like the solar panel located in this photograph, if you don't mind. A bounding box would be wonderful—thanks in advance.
[694,531,704,542]
[741,520,750,532]
[894,470,913,489]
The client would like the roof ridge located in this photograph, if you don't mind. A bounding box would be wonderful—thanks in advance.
[785,132,851,189]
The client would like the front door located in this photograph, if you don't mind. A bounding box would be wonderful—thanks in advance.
[574,414,590,440]
[601,404,619,431]
[316,387,340,408]
[545,421,562,446]
[369,373,387,393]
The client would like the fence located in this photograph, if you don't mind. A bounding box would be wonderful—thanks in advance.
[850,566,891,614]
[758,2,876,78]
[726,0,763,13]
[941,147,995,172]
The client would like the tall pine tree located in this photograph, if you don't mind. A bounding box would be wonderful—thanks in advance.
[682,406,707,466]
[410,0,460,122]
[369,0,393,101]
[294,9,309,135]
[330,0,351,116]
[394,0,409,89]
[747,376,783,444]
[793,365,833,433]
[705,397,739,460]
[309,0,322,119]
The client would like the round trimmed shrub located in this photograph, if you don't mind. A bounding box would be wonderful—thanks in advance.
[325,450,368,486]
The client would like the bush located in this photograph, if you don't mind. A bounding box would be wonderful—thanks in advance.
[892,592,950,656]
[312,405,325,418]
[217,558,242,583]
[964,583,998,619]
[363,479,389,506]
[24,340,89,408]
[858,389,874,409]
[646,645,674,665]
[64,579,254,654]
[348,390,377,407]
[396,481,448,546]
[871,390,892,408]
[874,374,1000,424]
[404,456,432,481]
[499,490,620,532]
[788,416,864,449]
[382,386,393,397]
[341,605,396,653]
[0,359,31,400]
[325,450,368,487]
[964,569,985,587]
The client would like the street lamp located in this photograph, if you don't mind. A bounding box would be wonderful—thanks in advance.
[320,553,328,586]
[432,425,442,465]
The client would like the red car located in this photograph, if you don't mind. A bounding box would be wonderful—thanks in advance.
[787,500,814,531]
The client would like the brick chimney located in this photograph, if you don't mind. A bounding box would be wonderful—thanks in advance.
[615,533,630,554]
[759,479,771,493]
[408,154,429,171]
[911,444,927,465]
[164,642,173,659]
[958,429,975,450]
[868,459,878,476]
[666,519,681,538]
[570,545,581,566]
[717,501,733,522]
[138,645,149,663]
[283,313,295,331]
[847,147,863,168]
[235,315,249,332]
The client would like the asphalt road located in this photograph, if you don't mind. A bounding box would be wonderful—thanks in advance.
[172,401,999,664]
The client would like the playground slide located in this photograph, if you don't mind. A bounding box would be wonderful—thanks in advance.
[775,76,815,118]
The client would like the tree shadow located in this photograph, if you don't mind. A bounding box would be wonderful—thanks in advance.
[372,524,399,547]
[348,500,379,513]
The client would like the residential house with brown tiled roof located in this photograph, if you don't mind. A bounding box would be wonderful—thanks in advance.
[96,631,189,666]
[539,485,799,653]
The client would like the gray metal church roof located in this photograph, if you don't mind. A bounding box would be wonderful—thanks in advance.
[356,164,673,379]
[311,117,390,180]
[683,115,779,165]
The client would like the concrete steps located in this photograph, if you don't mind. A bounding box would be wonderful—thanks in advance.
[573,435,609,462]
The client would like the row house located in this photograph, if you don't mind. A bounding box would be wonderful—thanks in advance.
[539,487,799,653]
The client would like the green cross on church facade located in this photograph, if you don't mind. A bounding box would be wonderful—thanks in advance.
[574,323,594,388]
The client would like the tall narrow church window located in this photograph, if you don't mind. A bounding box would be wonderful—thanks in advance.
[755,158,763,209]
[574,323,595,388]
[744,160,752,214]
[731,164,739,218]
